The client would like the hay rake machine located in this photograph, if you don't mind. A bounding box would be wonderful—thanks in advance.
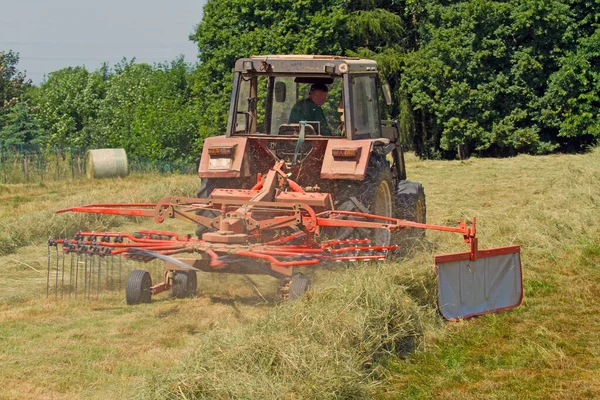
[47,158,522,320]
[47,55,523,319]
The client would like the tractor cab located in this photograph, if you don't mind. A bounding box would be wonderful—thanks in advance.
[199,55,406,187]
[227,55,392,140]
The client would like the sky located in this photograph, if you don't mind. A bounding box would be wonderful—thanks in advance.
[0,0,207,85]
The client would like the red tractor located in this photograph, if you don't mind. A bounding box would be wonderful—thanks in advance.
[195,55,425,246]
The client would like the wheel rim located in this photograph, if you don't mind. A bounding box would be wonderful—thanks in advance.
[373,180,392,245]
[141,273,152,302]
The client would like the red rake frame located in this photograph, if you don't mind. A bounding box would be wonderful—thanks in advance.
[54,198,523,319]
[53,161,522,318]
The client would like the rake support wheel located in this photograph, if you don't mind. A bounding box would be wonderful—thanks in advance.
[288,273,311,300]
[126,270,152,304]
[171,271,198,299]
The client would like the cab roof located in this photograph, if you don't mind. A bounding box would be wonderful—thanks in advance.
[234,55,378,75]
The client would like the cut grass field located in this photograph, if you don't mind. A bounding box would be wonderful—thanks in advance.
[0,149,598,399]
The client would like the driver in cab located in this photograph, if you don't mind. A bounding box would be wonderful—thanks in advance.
[288,83,333,136]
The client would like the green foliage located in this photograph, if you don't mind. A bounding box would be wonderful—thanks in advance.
[99,57,199,162]
[0,103,43,145]
[0,50,30,110]
[30,58,199,162]
[400,0,580,156]
[0,50,32,139]
[33,66,107,147]
[5,0,598,160]
[348,8,406,49]
[539,25,600,150]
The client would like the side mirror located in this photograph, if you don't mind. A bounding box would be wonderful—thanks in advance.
[382,83,393,106]
[274,81,287,103]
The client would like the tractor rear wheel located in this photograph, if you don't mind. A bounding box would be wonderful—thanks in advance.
[333,155,393,246]
[126,270,152,304]
[171,271,198,298]
[395,180,426,239]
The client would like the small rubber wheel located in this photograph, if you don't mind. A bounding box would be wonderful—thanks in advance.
[288,273,311,300]
[171,271,198,298]
[126,270,152,304]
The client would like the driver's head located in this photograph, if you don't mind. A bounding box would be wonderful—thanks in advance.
[308,83,328,106]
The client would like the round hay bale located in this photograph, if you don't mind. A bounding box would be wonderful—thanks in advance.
[86,148,129,179]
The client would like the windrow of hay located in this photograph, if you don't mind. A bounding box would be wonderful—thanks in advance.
[141,259,439,399]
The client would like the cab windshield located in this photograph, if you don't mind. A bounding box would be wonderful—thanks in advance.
[233,75,344,136]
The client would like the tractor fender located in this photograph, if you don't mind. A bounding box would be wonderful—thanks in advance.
[320,138,389,180]
[198,136,250,178]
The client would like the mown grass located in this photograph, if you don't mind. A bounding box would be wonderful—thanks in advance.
[0,174,200,255]
[0,149,598,399]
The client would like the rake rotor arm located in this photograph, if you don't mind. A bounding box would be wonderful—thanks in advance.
[56,203,158,218]
[315,211,479,260]
[56,197,219,227]
[315,211,475,237]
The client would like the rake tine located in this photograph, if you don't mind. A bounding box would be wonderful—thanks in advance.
[61,249,66,299]
[84,253,88,299]
[75,251,79,298]
[46,242,51,298]
[107,254,112,291]
[105,255,109,292]
[97,256,101,300]
[69,252,73,298]
[88,255,94,300]
[55,245,59,299]
[108,254,113,291]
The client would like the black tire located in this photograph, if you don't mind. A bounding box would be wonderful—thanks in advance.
[288,273,311,300]
[395,180,426,238]
[126,270,152,305]
[171,271,198,299]
[332,155,394,246]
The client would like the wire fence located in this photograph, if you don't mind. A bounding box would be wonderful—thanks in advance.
[0,144,197,184]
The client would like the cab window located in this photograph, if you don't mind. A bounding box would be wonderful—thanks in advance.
[350,75,381,138]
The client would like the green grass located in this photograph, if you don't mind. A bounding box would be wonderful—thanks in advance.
[0,149,599,399]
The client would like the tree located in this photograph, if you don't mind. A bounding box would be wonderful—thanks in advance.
[539,20,600,151]
[0,50,30,109]
[0,50,32,136]
[33,66,107,147]
[400,0,579,157]
[0,103,43,145]
[99,57,199,162]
